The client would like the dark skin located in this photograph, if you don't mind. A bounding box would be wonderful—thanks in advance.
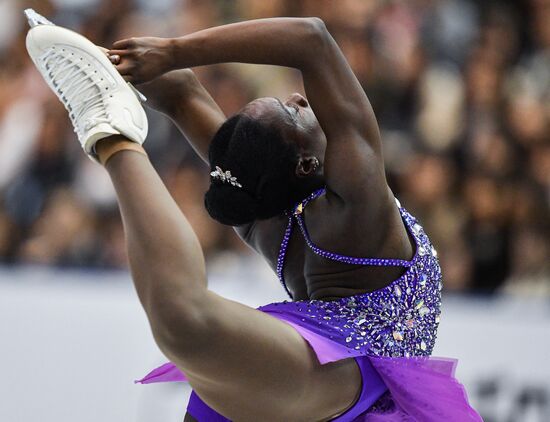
[112,21,412,301]
[106,18,414,420]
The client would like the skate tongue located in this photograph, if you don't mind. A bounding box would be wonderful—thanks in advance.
[24,9,55,28]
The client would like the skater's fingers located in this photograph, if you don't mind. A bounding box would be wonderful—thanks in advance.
[108,49,131,57]
[115,60,134,75]
[97,46,119,63]
[115,63,133,75]
[116,62,140,83]
[112,39,134,49]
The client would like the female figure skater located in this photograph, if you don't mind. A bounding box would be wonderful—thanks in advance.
[26,15,481,421]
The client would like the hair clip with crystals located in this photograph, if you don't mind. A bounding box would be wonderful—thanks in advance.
[210,166,243,188]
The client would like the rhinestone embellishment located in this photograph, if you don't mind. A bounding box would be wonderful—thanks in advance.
[393,331,404,341]
[419,273,428,286]
[266,193,443,359]
[394,285,402,297]
[419,306,430,317]
[210,166,242,188]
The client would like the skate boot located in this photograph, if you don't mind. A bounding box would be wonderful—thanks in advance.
[25,14,148,162]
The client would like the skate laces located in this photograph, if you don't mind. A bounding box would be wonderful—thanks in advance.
[39,47,112,137]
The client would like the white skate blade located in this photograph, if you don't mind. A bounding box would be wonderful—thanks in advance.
[24,9,55,28]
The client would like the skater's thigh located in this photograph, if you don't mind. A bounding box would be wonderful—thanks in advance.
[165,291,360,421]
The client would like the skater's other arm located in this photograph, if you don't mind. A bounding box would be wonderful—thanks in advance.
[139,70,226,164]
[137,71,258,240]
[110,18,388,207]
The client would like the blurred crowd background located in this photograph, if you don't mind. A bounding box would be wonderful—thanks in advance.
[0,0,548,296]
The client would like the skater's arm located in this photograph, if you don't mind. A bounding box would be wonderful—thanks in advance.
[138,71,256,239]
[111,18,387,205]
[139,70,226,164]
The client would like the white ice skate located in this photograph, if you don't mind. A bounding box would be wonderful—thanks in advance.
[24,9,148,161]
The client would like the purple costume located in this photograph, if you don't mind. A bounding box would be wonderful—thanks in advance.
[137,189,482,421]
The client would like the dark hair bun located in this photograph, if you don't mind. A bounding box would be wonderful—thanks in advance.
[204,113,321,226]
[204,183,259,226]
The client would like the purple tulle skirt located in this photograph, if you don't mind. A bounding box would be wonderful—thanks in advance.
[137,308,482,421]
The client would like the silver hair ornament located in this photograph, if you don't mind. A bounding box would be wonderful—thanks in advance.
[210,166,243,188]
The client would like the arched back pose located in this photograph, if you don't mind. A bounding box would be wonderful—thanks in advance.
[26,14,481,422]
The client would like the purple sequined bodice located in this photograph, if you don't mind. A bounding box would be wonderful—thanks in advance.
[265,189,442,358]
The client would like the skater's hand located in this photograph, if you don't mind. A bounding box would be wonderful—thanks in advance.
[108,37,174,84]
